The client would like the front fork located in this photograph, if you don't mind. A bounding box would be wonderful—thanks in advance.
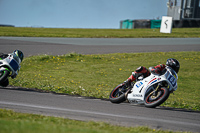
[150,83,162,96]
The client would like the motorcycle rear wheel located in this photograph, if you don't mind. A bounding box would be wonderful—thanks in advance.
[109,84,127,104]
[144,87,170,108]
[0,70,10,84]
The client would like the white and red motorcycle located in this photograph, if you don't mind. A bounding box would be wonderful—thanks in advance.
[109,66,178,108]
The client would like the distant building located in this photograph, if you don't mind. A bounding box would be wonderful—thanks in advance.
[120,0,200,29]
[167,0,200,27]
[167,0,200,19]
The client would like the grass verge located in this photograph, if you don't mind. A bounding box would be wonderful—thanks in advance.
[0,109,190,133]
[0,27,200,38]
[9,51,200,111]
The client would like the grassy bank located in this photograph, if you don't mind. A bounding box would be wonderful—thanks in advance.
[0,109,189,133]
[9,51,200,111]
[1,27,199,133]
[0,27,200,38]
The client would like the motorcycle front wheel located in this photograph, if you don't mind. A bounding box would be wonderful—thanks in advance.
[144,87,170,108]
[109,84,127,104]
[0,70,10,84]
[0,79,9,87]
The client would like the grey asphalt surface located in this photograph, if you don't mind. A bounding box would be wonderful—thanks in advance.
[0,87,200,132]
[1,37,200,56]
[0,37,200,132]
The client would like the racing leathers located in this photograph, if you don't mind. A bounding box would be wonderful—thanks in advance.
[124,64,166,87]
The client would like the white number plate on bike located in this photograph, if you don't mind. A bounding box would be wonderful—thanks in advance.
[168,74,176,87]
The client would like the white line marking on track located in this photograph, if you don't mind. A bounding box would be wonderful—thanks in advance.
[0,101,199,127]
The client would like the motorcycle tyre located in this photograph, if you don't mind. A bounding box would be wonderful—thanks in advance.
[109,84,126,104]
[144,87,170,108]
[0,70,9,84]
[0,79,9,87]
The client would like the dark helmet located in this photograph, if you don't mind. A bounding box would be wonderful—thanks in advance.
[13,50,24,62]
[166,58,180,73]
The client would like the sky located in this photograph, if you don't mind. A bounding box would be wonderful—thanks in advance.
[0,0,168,29]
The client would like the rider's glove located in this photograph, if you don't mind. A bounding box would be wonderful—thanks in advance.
[149,67,161,74]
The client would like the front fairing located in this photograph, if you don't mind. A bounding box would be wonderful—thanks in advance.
[0,54,20,76]
[163,67,178,91]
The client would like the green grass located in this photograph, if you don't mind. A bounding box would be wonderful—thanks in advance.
[0,27,200,38]
[1,27,199,133]
[9,51,200,111]
[0,109,190,133]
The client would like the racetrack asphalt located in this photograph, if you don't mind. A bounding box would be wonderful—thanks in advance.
[0,87,200,132]
[1,37,200,56]
[0,37,200,132]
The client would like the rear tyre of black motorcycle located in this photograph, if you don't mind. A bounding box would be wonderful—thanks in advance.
[144,87,170,108]
[109,84,126,104]
[0,70,10,84]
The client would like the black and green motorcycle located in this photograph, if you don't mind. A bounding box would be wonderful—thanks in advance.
[0,53,21,87]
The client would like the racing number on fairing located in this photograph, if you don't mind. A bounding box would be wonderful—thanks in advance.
[136,82,143,88]
[168,75,176,87]
[136,82,144,93]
